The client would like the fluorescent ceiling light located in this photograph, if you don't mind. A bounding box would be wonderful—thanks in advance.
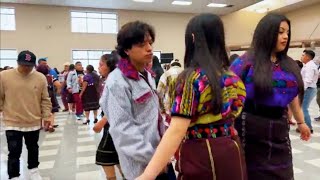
[172,0,192,5]
[242,0,304,13]
[133,0,154,2]
[207,3,228,7]
[255,8,268,13]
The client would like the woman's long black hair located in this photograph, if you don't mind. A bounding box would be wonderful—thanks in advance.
[152,56,164,86]
[178,13,230,114]
[249,13,304,100]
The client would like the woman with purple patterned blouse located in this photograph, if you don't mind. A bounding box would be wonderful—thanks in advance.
[230,13,311,180]
[80,65,100,125]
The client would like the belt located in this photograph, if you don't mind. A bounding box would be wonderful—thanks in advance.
[244,100,286,119]
[185,122,236,140]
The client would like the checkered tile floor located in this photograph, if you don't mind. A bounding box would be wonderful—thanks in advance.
[0,99,319,180]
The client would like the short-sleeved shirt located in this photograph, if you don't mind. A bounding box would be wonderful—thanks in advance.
[83,73,95,86]
[171,68,246,127]
[230,53,299,107]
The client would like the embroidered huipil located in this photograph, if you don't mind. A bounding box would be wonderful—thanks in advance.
[171,68,246,127]
[157,66,184,115]
[100,58,163,179]
[230,53,299,107]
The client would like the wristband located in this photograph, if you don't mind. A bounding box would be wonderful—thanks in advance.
[297,122,305,125]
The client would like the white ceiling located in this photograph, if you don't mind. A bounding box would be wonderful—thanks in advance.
[0,0,264,15]
[0,0,319,15]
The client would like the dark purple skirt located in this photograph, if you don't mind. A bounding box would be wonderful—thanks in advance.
[235,111,294,180]
[82,85,100,111]
[175,133,247,180]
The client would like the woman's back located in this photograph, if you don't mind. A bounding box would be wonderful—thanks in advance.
[171,68,246,127]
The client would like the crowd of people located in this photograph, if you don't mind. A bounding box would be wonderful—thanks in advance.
[0,12,320,180]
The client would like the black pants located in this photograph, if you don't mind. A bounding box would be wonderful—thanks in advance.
[6,130,40,179]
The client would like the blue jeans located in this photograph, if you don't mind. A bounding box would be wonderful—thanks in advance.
[302,87,317,130]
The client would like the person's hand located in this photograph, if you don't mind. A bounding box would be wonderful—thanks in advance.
[43,120,51,130]
[68,88,72,93]
[298,123,311,141]
[93,120,104,133]
[79,93,83,99]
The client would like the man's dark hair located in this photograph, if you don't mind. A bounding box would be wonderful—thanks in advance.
[116,21,155,58]
[38,58,47,64]
[303,49,315,60]
[69,64,75,71]
[75,61,82,65]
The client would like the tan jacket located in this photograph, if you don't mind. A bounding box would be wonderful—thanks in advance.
[0,69,52,127]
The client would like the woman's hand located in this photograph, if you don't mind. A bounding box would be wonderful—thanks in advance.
[298,123,311,141]
[93,120,104,133]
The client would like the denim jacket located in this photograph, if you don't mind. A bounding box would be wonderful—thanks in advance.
[66,70,80,94]
[100,58,164,179]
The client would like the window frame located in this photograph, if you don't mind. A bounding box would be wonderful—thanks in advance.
[0,49,18,68]
[71,49,113,73]
[0,7,16,31]
[70,10,118,34]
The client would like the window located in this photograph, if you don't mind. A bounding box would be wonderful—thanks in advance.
[0,7,15,31]
[71,11,117,34]
[153,51,161,62]
[0,49,17,68]
[72,50,112,73]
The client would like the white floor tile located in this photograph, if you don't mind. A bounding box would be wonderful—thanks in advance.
[39,149,58,157]
[76,156,95,166]
[78,126,90,130]
[78,126,90,131]
[292,148,302,154]
[78,131,91,135]
[77,145,96,152]
[52,127,64,132]
[39,160,55,170]
[42,140,61,146]
[293,167,303,174]
[289,134,300,140]
[45,133,63,139]
[0,153,7,162]
[56,122,66,126]
[55,115,67,118]
[77,137,95,143]
[304,143,320,150]
[75,170,101,180]
[55,114,67,117]
[311,132,320,137]
[55,119,66,123]
[313,124,320,128]
[305,158,320,168]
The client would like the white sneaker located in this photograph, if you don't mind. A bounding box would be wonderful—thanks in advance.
[29,168,42,180]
